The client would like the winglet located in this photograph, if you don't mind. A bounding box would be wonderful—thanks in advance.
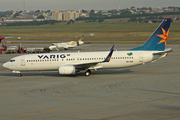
[153,48,173,55]
[103,45,114,62]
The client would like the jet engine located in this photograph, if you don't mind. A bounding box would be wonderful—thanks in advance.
[58,66,76,75]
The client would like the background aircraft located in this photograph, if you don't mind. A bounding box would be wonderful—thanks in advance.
[0,36,13,43]
[49,35,85,51]
[0,36,21,43]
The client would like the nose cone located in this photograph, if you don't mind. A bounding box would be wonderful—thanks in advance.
[3,62,9,69]
[49,46,54,50]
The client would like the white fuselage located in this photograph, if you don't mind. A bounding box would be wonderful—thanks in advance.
[3,50,164,72]
[49,41,84,50]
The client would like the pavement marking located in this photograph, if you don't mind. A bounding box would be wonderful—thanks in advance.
[161,99,174,101]
[54,91,84,94]
[108,100,120,103]
[0,87,13,90]
[65,106,81,109]
[18,113,36,117]
[160,92,171,94]
[144,94,155,97]
[87,103,102,106]
[1,90,177,119]
[43,109,59,113]
[127,97,139,100]
[0,91,22,95]
[146,70,157,72]
[0,117,10,119]
[176,90,180,92]
[0,71,179,95]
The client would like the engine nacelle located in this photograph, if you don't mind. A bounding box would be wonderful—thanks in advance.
[58,66,76,75]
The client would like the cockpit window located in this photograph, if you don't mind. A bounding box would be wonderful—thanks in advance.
[51,44,55,46]
[10,60,15,62]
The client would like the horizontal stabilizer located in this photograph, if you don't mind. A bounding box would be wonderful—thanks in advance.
[153,48,173,55]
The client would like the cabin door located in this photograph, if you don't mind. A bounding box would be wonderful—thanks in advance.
[139,53,143,62]
[21,57,25,66]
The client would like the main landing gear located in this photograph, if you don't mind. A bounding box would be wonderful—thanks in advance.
[85,70,91,76]
[18,73,22,77]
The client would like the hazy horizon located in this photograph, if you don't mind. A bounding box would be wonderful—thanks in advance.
[1,0,180,11]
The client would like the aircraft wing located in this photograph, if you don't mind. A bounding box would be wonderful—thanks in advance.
[68,45,114,70]
[153,48,173,55]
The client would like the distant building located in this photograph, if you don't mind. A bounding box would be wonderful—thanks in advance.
[52,11,63,21]
[63,10,79,21]
[52,11,79,21]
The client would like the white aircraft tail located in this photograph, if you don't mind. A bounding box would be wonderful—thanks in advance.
[77,35,84,46]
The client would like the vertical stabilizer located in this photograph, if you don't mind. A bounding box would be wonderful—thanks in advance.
[78,35,84,45]
[130,19,171,51]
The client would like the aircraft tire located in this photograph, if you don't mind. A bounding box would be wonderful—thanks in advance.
[18,73,22,77]
[85,70,91,76]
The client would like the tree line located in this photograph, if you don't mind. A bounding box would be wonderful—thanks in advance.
[76,11,180,22]
[5,20,61,26]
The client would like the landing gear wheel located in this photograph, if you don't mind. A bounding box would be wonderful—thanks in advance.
[18,73,22,77]
[85,70,91,76]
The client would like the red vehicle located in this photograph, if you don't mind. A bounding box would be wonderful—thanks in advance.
[0,36,14,43]
[0,40,7,54]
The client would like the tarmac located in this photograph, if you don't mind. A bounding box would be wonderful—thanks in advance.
[0,44,180,120]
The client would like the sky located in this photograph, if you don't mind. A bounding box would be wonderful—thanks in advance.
[0,0,180,11]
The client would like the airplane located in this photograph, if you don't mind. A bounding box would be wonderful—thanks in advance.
[49,35,85,51]
[0,36,21,43]
[0,36,14,43]
[3,19,172,77]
